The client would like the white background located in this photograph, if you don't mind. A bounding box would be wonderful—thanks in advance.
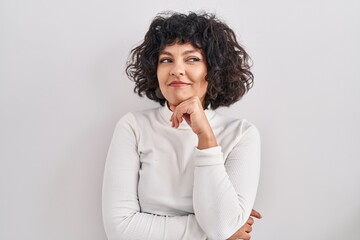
[1,0,359,239]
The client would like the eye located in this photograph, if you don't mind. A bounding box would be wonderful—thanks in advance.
[187,57,201,62]
[159,58,172,63]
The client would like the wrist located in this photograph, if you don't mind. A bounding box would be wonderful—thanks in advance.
[197,131,217,150]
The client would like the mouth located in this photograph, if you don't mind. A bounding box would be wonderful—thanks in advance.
[168,81,191,88]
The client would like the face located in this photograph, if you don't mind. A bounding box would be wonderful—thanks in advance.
[157,42,208,107]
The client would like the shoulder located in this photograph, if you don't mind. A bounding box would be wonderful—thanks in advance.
[118,107,159,121]
[213,112,259,134]
[129,107,161,121]
[212,112,260,142]
[115,107,161,131]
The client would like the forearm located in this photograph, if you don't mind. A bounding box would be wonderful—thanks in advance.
[192,147,248,240]
[102,206,206,240]
[102,160,207,240]
[197,130,217,150]
[193,126,261,240]
[102,168,207,240]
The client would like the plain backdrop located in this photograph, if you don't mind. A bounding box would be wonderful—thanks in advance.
[1,0,359,239]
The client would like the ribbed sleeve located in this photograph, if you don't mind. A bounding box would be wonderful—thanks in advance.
[193,125,261,240]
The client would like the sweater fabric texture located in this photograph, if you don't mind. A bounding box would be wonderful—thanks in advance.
[102,105,261,240]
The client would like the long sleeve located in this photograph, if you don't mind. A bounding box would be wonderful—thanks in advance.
[102,113,206,240]
[193,125,261,240]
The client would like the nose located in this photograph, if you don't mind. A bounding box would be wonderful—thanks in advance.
[170,61,185,76]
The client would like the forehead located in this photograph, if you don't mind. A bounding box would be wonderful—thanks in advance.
[159,42,202,55]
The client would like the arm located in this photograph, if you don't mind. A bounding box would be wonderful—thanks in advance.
[170,97,261,240]
[193,125,261,240]
[102,113,206,240]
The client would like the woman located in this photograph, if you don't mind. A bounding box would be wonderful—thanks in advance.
[102,12,261,240]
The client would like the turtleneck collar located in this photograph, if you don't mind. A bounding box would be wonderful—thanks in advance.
[159,102,216,130]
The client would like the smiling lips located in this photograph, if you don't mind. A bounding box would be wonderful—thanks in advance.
[168,81,191,88]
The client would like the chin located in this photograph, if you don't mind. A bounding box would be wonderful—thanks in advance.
[167,101,180,107]
[170,97,190,106]
[166,96,185,106]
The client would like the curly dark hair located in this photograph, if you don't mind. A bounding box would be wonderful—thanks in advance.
[125,11,254,109]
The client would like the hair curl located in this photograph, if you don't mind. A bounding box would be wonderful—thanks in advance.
[125,11,254,109]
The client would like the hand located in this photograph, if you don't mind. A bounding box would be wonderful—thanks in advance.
[227,209,262,240]
[169,97,208,134]
[169,97,217,149]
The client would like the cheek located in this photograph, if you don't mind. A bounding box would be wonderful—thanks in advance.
[156,67,168,82]
[157,70,168,94]
[157,69,165,85]
[191,67,207,82]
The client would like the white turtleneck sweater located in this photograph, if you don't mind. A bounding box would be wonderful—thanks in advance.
[102,105,260,240]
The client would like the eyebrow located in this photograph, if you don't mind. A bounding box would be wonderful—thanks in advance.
[159,49,202,56]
